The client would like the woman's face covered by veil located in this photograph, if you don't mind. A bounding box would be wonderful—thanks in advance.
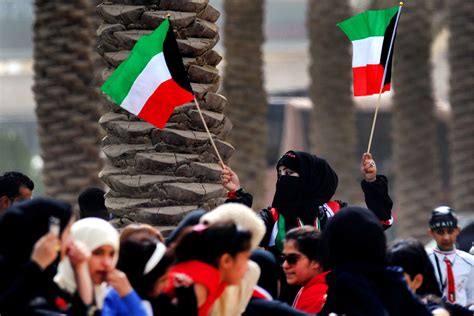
[272,151,338,219]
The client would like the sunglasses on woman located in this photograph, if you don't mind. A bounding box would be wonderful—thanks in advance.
[282,253,303,265]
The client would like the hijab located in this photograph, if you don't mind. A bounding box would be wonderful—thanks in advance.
[0,197,72,264]
[272,150,338,220]
[54,217,119,309]
[250,249,280,299]
[321,206,386,269]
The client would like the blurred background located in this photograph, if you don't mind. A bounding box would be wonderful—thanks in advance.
[0,0,472,242]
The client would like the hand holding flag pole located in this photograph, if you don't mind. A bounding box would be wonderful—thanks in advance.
[367,2,404,153]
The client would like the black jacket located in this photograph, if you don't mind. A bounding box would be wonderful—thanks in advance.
[319,265,431,316]
[243,297,310,316]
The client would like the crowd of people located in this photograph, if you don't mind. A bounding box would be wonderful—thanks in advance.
[0,150,472,316]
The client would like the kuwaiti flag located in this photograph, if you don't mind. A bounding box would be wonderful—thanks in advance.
[101,19,194,128]
[337,7,400,96]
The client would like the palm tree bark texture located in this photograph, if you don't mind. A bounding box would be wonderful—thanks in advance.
[392,1,441,242]
[33,0,103,210]
[97,0,234,233]
[223,0,268,210]
[308,0,359,203]
[447,0,474,214]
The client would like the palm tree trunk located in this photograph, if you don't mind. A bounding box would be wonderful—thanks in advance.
[392,1,441,241]
[33,0,103,209]
[223,0,267,209]
[308,0,358,202]
[97,1,232,231]
[447,0,474,214]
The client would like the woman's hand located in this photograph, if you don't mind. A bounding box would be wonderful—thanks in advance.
[31,232,60,270]
[221,165,241,192]
[68,240,94,305]
[173,273,193,288]
[361,152,377,182]
[107,269,133,298]
[67,240,90,269]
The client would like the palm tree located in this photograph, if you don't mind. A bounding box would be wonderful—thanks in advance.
[392,1,441,241]
[223,0,267,209]
[97,1,232,230]
[308,0,358,202]
[447,0,474,214]
[33,0,103,209]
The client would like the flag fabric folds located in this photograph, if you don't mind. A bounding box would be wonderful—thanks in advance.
[101,19,194,128]
[337,7,399,96]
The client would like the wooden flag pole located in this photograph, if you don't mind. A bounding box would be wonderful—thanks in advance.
[193,97,225,166]
[366,80,384,154]
[366,2,404,153]
[169,14,224,166]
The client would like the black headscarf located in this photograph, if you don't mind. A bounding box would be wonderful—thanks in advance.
[321,206,386,270]
[272,150,338,220]
[0,197,72,264]
[319,207,432,316]
[250,249,280,299]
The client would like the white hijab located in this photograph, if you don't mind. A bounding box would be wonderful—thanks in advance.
[54,218,119,309]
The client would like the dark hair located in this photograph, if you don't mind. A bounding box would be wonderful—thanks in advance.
[285,226,323,264]
[77,187,108,220]
[0,175,20,200]
[120,224,164,243]
[117,238,174,298]
[387,239,442,297]
[3,171,34,191]
[174,222,252,267]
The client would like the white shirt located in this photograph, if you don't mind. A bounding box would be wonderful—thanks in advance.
[427,246,474,307]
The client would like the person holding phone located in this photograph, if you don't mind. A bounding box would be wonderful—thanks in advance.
[0,197,92,315]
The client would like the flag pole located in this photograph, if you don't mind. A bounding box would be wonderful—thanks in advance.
[166,14,224,167]
[167,14,225,167]
[366,2,404,153]
[193,97,225,166]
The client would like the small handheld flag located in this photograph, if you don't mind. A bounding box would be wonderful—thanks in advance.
[337,6,401,97]
[101,19,194,129]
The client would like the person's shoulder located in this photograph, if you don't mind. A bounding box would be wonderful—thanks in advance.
[456,249,474,266]
[426,247,436,256]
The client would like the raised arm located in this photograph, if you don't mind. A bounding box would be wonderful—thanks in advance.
[360,153,393,229]
[221,165,276,245]
[221,165,253,207]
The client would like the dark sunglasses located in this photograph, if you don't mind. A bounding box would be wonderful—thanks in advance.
[282,253,303,265]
